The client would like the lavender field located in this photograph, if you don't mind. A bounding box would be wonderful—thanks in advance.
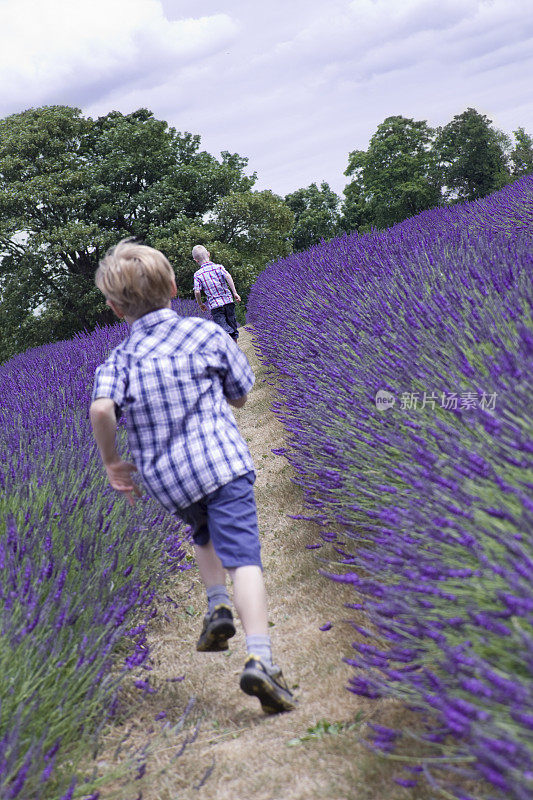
[0,300,208,799]
[247,177,533,799]
[1,180,532,799]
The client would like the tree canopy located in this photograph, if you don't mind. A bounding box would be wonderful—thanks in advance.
[151,189,293,311]
[342,115,441,230]
[1,104,531,361]
[433,107,510,202]
[0,105,292,361]
[340,108,530,233]
[510,127,533,178]
[284,182,340,251]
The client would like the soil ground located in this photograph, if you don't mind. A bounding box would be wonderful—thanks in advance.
[98,327,425,800]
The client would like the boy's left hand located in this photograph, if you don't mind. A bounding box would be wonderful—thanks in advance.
[105,459,143,506]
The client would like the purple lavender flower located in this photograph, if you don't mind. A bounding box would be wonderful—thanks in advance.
[246,176,533,800]
[1,310,198,796]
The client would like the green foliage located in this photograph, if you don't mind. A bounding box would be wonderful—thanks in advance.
[287,715,363,746]
[341,115,441,231]
[340,109,530,234]
[340,175,374,234]
[212,189,293,257]
[434,107,511,202]
[285,182,341,251]
[2,104,529,359]
[210,188,294,296]
[510,127,533,177]
[0,105,292,361]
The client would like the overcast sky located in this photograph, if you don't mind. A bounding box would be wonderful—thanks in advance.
[1,0,532,196]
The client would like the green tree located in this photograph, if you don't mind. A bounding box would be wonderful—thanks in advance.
[211,189,293,260]
[510,127,533,177]
[434,107,511,202]
[341,115,440,231]
[0,105,265,362]
[284,182,340,251]
[339,165,374,234]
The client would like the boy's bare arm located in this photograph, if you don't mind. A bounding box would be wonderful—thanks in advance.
[195,289,208,311]
[222,269,241,302]
[90,398,120,463]
[90,398,141,505]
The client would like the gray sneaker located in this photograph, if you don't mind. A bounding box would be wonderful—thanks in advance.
[196,604,236,652]
[239,655,297,714]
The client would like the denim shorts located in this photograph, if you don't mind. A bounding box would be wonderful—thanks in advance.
[211,302,239,340]
[178,471,261,569]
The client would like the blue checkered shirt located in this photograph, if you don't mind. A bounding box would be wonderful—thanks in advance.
[92,309,255,510]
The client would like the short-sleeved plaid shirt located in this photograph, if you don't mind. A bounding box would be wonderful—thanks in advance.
[193,261,233,309]
[92,309,255,511]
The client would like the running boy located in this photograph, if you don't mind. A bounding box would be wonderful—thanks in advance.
[89,240,296,714]
[192,245,240,342]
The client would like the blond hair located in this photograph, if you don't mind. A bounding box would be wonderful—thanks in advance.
[192,244,209,264]
[95,240,175,318]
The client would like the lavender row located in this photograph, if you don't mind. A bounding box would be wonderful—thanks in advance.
[247,176,533,799]
[0,300,206,799]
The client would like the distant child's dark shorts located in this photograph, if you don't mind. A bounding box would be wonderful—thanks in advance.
[211,302,239,340]
[179,471,262,569]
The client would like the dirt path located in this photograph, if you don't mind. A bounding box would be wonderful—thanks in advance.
[101,328,399,800]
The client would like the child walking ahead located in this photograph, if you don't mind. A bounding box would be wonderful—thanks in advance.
[192,245,241,342]
[89,240,296,714]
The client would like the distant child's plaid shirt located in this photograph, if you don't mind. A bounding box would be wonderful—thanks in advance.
[193,261,233,309]
[92,309,255,511]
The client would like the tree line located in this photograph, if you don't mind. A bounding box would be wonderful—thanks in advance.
[0,105,531,362]
[288,108,532,248]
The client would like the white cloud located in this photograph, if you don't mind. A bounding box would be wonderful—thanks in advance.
[271,0,469,67]
[264,0,532,83]
[1,0,532,196]
[217,0,533,192]
[0,0,237,114]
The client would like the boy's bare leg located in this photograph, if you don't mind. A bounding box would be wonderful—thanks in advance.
[194,544,268,634]
[228,565,269,636]
[231,566,296,712]
[194,546,272,664]
[194,540,226,587]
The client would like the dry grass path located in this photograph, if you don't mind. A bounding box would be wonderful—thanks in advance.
[101,328,415,800]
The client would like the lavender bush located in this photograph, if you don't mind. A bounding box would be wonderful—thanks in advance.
[247,177,533,799]
[0,299,208,799]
